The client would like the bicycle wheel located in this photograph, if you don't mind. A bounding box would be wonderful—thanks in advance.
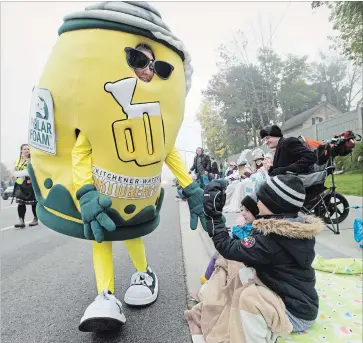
[320,193,350,224]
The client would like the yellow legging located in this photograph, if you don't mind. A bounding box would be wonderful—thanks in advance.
[92,237,147,294]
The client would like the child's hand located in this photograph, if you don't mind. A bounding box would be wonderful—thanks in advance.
[203,182,227,218]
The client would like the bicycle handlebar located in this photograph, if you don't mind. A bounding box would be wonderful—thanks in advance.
[325,132,361,146]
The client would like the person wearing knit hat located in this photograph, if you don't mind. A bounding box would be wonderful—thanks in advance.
[203,180,324,335]
[229,193,259,240]
[241,194,259,218]
[259,124,317,177]
[256,174,306,215]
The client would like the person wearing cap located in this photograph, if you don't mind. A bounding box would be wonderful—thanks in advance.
[237,160,252,180]
[203,175,324,336]
[260,125,317,176]
[251,148,265,173]
[224,161,238,178]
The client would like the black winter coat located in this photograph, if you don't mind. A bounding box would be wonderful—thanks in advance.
[208,215,323,321]
[269,137,317,176]
[190,154,211,174]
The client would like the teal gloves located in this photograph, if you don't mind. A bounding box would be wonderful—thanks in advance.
[183,182,207,231]
[76,185,116,243]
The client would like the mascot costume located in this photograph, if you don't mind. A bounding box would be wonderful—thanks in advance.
[27,1,206,332]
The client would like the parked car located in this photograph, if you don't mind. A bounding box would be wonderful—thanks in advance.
[2,180,15,200]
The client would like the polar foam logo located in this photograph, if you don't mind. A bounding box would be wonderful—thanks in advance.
[28,87,56,155]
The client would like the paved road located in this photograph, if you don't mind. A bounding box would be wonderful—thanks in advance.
[1,187,191,343]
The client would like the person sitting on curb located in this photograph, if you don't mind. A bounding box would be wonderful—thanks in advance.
[260,125,317,176]
[203,175,324,334]
[224,161,238,179]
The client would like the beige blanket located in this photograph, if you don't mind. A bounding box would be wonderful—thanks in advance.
[184,256,293,343]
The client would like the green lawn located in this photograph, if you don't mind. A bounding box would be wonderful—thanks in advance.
[325,171,363,196]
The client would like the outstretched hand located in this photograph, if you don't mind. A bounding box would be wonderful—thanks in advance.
[182,182,207,231]
[77,184,116,243]
[203,181,227,218]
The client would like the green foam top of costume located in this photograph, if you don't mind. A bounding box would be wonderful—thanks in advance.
[58,19,185,61]
[57,1,193,94]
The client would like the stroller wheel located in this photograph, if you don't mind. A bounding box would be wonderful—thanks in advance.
[320,193,350,224]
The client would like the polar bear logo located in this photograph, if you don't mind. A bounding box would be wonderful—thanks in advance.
[35,96,49,120]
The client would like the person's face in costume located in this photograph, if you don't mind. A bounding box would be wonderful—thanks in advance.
[133,47,154,83]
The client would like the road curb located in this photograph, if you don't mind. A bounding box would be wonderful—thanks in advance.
[197,223,215,260]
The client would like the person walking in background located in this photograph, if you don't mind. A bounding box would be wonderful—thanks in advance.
[10,144,38,228]
[189,147,211,189]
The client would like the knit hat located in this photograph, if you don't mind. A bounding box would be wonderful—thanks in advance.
[259,125,283,139]
[256,175,306,214]
[241,194,259,218]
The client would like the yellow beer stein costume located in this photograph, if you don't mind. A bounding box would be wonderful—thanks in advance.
[27,1,206,332]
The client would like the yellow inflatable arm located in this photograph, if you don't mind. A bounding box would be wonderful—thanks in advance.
[165,147,193,189]
[71,131,94,192]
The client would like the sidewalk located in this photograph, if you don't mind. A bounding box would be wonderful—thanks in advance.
[179,198,362,293]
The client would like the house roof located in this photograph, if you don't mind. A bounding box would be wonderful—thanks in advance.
[282,102,326,131]
[343,110,357,116]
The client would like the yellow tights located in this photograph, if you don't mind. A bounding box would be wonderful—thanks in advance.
[92,237,147,294]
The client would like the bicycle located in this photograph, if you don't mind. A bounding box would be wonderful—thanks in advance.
[296,131,361,234]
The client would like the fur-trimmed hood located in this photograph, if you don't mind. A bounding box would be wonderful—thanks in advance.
[252,215,323,268]
[253,215,324,239]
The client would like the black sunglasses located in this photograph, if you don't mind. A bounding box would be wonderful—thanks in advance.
[125,47,174,80]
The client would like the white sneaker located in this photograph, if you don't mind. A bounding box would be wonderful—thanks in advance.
[124,267,158,306]
[79,289,126,332]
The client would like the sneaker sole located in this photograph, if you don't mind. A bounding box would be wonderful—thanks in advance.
[79,317,125,332]
[124,276,159,307]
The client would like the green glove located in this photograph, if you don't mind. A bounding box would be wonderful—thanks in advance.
[76,184,116,243]
[183,182,207,231]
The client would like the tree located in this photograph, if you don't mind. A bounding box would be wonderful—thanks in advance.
[280,81,318,121]
[312,1,363,65]
[200,27,361,154]
[196,102,229,158]
[308,52,360,112]
[1,162,11,182]
[278,54,318,121]
[346,63,363,111]
[257,47,283,123]
[203,63,272,151]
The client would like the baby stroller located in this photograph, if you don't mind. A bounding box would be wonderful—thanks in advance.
[295,130,361,234]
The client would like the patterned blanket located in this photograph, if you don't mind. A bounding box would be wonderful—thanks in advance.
[278,256,362,343]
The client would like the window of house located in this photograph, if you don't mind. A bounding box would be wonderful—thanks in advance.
[312,117,323,125]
